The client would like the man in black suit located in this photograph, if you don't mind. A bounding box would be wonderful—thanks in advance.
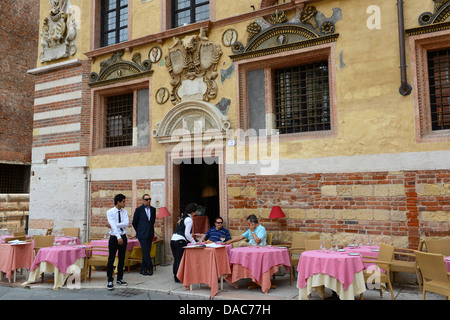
[132,194,156,276]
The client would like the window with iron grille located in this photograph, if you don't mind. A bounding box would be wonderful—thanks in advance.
[101,0,128,47]
[427,48,450,131]
[0,164,30,194]
[274,61,330,134]
[172,0,209,28]
[105,93,133,148]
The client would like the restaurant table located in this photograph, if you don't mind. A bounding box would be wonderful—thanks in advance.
[0,242,34,282]
[297,250,366,300]
[227,246,291,293]
[54,236,81,246]
[23,245,86,290]
[343,245,380,269]
[176,244,231,298]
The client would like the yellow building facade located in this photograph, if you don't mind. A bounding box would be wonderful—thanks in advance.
[28,0,449,254]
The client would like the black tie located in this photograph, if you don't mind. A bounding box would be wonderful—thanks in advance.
[118,210,124,232]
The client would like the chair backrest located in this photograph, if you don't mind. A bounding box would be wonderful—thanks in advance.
[34,235,55,248]
[13,231,26,237]
[62,228,79,237]
[424,239,450,256]
[8,227,25,234]
[4,236,26,242]
[86,246,109,257]
[266,232,273,245]
[45,228,53,236]
[308,234,320,240]
[305,239,331,251]
[377,243,395,271]
[415,251,450,283]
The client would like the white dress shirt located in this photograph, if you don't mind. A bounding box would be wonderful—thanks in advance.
[107,207,129,239]
[171,214,195,244]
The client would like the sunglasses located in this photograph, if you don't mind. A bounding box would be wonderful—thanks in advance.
[143,198,151,201]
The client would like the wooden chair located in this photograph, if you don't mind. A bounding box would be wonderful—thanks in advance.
[414,251,450,300]
[84,246,109,281]
[391,247,422,292]
[62,228,79,237]
[288,233,314,284]
[127,244,158,272]
[33,235,55,254]
[45,228,53,236]
[304,239,331,251]
[4,235,26,242]
[424,238,450,256]
[360,243,395,300]
[266,232,273,246]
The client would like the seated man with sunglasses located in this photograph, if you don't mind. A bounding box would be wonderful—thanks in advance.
[201,217,231,243]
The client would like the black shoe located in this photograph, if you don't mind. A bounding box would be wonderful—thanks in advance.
[107,281,114,290]
[117,279,128,286]
[174,276,181,283]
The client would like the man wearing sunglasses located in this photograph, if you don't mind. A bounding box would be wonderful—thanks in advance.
[132,194,156,276]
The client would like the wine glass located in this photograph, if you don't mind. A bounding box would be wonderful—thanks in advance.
[219,235,226,243]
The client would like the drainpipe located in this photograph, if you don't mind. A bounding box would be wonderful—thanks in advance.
[397,0,412,96]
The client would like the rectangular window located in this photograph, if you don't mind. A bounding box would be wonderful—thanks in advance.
[427,48,450,131]
[172,0,209,28]
[0,164,30,194]
[101,0,128,47]
[105,93,133,148]
[274,61,330,134]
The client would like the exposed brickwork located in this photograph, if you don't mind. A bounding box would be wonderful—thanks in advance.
[32,61,92,159]
[227,170,450,248]
[0,0,39,163]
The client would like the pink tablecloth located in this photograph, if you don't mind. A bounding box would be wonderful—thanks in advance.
[0,243,34,281]
[88,238,140,255]
[445,257,450,271]
[344,245,379,268]
[228,246,290,292]
[30,246,86,274]
[297,250,365,290]
[54,237,81,246]
[177,246,231,299]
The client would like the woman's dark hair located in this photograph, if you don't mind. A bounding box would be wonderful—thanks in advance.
[183,203,198,217]
[114,194,126,205]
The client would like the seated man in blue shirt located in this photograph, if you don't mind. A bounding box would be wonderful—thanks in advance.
[225,214,267,246]
[201,217,231,243]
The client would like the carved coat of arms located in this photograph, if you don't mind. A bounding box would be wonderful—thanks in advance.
[165,28,222,105]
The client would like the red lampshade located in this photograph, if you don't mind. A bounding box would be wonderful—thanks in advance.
[157,207,171,218]
[269,206,286,219]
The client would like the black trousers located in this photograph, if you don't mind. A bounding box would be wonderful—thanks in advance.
[107,234,127,282]
[170,239,187,279]
[138,238,154,273]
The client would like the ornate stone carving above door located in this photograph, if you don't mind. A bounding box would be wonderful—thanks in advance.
[152,101,231,144]
[165,28,223,105]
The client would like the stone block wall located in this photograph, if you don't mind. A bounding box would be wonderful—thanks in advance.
[227,170,450,248]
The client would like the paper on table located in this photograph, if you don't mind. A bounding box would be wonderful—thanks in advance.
[205,243,224,248]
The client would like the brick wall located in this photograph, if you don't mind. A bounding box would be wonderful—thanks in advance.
[32,61,91,159]
[0,0,39,163]
[227,170,450,249]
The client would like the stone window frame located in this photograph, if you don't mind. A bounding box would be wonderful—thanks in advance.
[91,77,152,155]
[409,29,450,143]
[160,0,215,32]
[90,0,133,50]
[235,42,338,141]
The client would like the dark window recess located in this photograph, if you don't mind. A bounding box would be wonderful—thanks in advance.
[0,164,30,194]
[101,0,128,47]
[172,0,209,28]
[428,48,450,131]
[105,93,133,148]
[274,61,331,134]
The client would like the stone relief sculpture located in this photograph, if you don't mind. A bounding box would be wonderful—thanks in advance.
[40,0,78,63]
[165,28,223,105]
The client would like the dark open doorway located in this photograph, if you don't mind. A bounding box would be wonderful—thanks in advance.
[179,158,219,228]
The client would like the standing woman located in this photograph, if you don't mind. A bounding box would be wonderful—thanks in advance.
[170,203,197,282]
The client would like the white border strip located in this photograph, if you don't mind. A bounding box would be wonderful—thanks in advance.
[226,150,450,175]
